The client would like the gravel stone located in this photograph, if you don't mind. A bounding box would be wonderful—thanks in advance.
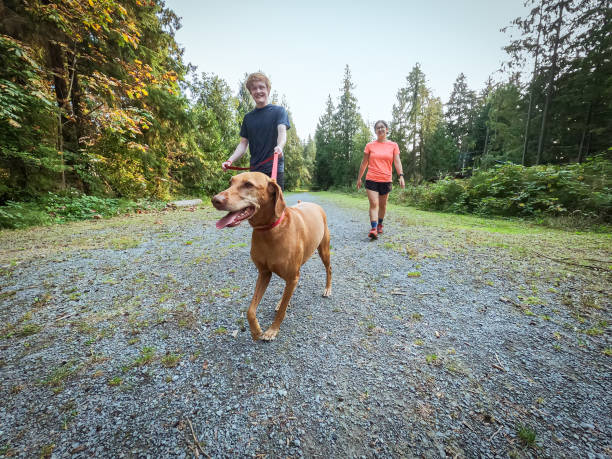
[0,192,610,457]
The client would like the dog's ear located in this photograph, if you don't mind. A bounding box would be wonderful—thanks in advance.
[267,180,286,216]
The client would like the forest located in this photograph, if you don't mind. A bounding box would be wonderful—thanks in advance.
[0,0,610,228]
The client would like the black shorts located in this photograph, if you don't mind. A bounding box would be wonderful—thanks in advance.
[365,180,392,195]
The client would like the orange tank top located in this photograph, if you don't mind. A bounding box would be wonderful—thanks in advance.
[364,141,400,182]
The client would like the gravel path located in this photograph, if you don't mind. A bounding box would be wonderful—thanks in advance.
[0,192,610,458]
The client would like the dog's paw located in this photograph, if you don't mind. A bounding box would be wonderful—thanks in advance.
[275,301,291,312]
[322,287,332,297]
[250,329,263,341]
[261,328,279,341]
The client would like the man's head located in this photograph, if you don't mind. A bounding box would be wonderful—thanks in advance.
[246,72,271,108]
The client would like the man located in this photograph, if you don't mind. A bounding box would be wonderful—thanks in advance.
[222,72,290,190]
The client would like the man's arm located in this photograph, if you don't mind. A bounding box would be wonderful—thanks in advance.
[222,137,249,170]
[274,124,287,155]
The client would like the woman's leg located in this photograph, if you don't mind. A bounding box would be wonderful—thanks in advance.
[366,189,379,223]
[378,192,389,221]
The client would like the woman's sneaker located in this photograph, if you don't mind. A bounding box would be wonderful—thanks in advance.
[368,228,378,239]
[377,224,384,235]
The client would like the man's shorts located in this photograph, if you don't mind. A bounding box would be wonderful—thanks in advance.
[365,180,392,195]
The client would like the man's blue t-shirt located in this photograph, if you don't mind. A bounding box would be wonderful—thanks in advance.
[240,104,290,175]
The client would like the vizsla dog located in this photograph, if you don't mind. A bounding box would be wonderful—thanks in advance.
[211,172,332,341]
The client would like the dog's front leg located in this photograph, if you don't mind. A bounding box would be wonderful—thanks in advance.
[261,274,299,341]
[247,270,272,341]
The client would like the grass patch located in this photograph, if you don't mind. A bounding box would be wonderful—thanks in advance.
[133,346,156,367]
[16,323,42,337]
[108,237,141,250]
[40,443,55,459]
[108,376,123,386]
[42,360,80,393]
[161,353,181,368]
[312,191,611,305]
[445,358,469,376]
[517,424,537,447]
[584,325,605,336]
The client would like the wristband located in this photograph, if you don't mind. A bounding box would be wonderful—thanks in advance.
[399,173,404,177]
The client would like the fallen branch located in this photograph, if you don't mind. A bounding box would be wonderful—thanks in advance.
[54,312,78,323]
[187,418,209,458]
[489,425,503,441]
[533,251,609,271]
[494,353,506,372]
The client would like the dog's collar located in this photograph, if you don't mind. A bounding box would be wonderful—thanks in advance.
[253,209,286,231]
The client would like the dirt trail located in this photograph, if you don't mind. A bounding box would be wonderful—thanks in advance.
[0,192,610,458]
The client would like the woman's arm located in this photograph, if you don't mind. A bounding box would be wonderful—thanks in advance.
[393,153,405,188]
[356,152,370,190]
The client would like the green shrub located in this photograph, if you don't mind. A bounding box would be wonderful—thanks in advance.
[391,155,611,223]
[0,201,52,229]
[0,190,164,229]
[421,178,467,212]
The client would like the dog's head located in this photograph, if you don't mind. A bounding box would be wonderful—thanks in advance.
[212,172,285,229]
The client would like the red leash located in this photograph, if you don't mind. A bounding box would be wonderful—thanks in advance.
[271,152,279,181]
[226,152,279,175]
[226,152,280,182]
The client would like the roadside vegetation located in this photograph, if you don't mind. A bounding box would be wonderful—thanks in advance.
[2,156,610,231]
[389,155,611,227]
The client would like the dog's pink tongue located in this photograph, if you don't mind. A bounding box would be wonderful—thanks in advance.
[216,211,240,229]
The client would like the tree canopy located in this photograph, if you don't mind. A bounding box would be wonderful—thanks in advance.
[1,0,609,205]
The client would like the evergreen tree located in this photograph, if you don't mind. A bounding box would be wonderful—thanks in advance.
[280,98,308,191]
[184,72,239,195]
[445,73,477,154]
[302,135,316,188]
[422,124,460,180]
[390,63,428,182]
[313,95,335,189]
[502,0,609,164]
[0,0,185,199]
[479,81,525,168]
[236,72,255,127]
[331,65,362,186]
[420,96,447,179]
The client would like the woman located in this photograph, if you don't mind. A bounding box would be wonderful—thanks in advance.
[356,120,405,239]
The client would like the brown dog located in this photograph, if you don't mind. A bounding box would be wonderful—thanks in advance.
[211,172,332,341]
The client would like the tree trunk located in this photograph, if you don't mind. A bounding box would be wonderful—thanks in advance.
[419,130,424,182]
[577,101,592,163]
[411,81,419,183]
[522,4,543,166]
[48,42,68,111]
[482,124,490,157]
[536,2,564,165]
[48,41,69,189]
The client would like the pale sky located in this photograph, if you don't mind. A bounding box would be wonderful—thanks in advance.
[164,0,529,140]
